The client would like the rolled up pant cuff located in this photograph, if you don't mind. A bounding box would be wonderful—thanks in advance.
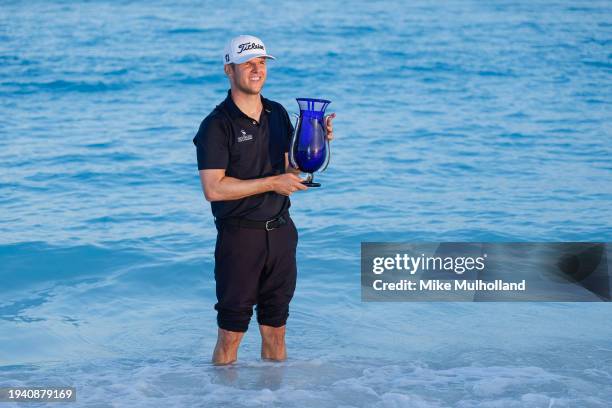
[217,316,250,332]
[256,307,289,327]
[216,308,251,332]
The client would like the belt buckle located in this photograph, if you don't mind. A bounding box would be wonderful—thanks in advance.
[265,218,277,231]
[265,215,286,231]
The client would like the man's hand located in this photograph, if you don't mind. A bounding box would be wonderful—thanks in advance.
[324,112,336,141]
[284,153,301,174]
[272,173,308,196]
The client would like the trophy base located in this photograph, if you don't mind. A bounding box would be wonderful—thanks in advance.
[302,181,321,188]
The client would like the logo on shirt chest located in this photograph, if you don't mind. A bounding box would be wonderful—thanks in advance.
[237,129,253,143]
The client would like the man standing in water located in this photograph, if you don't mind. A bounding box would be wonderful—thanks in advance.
[193,35,335,365]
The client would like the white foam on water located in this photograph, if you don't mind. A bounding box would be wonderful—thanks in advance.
[1,356,610,408]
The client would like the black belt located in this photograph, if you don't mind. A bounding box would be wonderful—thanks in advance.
[215,212,289,231]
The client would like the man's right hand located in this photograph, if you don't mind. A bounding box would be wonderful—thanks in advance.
[272,173,308,196]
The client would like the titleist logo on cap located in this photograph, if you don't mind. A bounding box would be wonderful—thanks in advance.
[224,35,275,65]
[237,42,264,54]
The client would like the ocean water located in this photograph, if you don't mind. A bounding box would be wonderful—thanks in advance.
[1,1,611,407]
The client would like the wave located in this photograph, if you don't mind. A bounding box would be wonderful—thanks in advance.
[1,79,131,94]
[0,242,149,294]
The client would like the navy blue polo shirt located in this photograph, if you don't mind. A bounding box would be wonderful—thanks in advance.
[193,90,295,221]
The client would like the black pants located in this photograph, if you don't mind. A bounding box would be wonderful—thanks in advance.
[214,216,298,332]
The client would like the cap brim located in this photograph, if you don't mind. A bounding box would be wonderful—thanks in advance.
[231,53,276,64]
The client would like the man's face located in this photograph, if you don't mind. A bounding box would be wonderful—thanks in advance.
[226,57,267,95]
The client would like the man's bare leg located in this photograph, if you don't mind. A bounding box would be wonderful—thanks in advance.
[212,328,245,365]
[259,325,287,361]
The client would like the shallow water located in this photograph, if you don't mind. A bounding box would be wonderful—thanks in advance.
[1,1,611,406]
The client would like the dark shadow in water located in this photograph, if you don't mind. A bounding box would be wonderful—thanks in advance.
[254,363,286,390]
[0,290,51,323]
[211,364,239,385]
[210,361,287,391]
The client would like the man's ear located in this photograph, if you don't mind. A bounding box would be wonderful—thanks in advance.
[224,63,234,77]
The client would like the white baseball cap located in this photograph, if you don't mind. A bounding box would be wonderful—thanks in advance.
[223,35,276,65]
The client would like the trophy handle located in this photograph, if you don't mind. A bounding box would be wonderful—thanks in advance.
[320,138,331,172]
[320,115,332,172]
[289,113,301,169]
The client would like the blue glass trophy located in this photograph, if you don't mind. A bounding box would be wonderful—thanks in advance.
[289,98,332,187]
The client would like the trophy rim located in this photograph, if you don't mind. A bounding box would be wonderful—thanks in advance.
[296,97,331,104]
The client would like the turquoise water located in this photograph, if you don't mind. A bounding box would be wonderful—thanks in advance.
[1,1,612,406]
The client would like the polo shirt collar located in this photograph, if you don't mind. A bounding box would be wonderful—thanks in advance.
[223,89,273,121]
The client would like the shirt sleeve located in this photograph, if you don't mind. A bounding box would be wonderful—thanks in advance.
[192,116,229,170]
[282,107,295,153]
